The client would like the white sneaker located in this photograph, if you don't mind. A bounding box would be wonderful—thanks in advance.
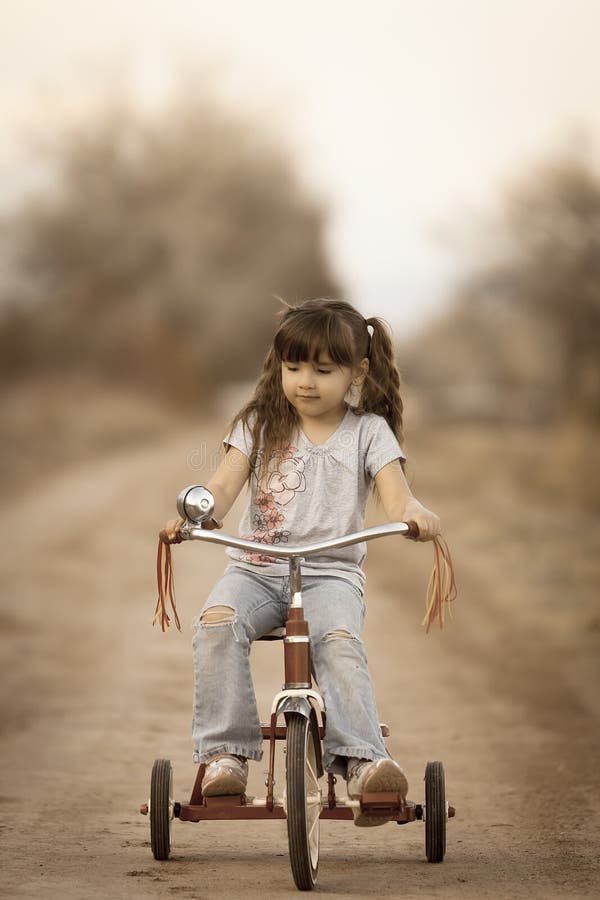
[346,758,408,827]
[202,754,248,796]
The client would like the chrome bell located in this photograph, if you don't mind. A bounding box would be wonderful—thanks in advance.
[176,485,216,524]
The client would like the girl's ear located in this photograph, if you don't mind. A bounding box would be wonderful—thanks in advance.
[352,357,370,385]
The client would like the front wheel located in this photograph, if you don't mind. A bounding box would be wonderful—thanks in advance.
[285,713,321,890]
[150,758,173,860]
[425,760,446,863]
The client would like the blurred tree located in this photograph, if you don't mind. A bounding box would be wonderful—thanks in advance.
[0,98,338,406]
[404,148,600,426]
[503,155,600,422]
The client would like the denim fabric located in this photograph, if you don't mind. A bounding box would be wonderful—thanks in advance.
[191,566,389,774]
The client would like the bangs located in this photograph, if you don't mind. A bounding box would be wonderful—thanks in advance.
[274,310,360,366]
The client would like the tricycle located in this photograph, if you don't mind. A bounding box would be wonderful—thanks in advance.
[141,486,455,890]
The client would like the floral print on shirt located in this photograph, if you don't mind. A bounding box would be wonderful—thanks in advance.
[242,446,305,563]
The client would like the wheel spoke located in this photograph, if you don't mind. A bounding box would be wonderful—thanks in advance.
[306,757,318,788]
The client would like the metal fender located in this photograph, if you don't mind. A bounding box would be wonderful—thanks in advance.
[277,694,313,720]
[277,697,324,780]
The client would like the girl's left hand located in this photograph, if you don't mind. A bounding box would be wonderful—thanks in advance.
[402,498,441,542]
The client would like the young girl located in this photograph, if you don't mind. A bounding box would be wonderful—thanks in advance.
[163,298,441,826]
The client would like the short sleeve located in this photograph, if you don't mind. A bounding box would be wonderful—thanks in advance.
[364,416,406,479]
[224,418,254,461]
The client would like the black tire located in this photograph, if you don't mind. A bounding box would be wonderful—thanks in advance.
[286,713,321,890]
[151,758,173,860]
[425,761,446,863]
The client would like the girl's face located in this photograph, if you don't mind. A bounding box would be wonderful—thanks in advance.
[281,354,368,423]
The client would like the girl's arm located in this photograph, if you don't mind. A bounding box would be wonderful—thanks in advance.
[374,460,441,542]
[205,446,252,521]
[163,446,251,540]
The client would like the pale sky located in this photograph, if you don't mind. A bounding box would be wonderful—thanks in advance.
[2,0,599,333]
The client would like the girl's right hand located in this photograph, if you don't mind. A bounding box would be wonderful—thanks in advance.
[163,517,185,542]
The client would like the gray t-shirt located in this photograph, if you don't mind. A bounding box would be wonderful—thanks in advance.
[224,406,405,590]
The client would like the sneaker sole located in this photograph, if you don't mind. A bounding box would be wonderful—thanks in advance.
[353,760,408,828]
[202,772,247,797]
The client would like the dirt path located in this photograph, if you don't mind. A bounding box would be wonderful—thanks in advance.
[1,423,599,898]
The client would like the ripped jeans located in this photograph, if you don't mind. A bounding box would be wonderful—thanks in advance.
[191,566,389,774]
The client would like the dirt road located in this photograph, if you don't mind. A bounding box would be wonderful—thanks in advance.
[1,422,599,898]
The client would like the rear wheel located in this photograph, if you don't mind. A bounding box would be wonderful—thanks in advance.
[425,760,446,863]
[285,713,321,890]
[150,758,173,860]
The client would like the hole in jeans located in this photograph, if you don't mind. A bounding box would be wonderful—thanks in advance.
[200,605,235,625]
[324,629,355,641]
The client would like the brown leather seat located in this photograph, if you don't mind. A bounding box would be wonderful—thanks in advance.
[257,627,286,641]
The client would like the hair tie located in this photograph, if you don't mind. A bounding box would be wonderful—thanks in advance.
[367,323,374,337]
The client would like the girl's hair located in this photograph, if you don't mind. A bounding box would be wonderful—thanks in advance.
[227,298,404,479]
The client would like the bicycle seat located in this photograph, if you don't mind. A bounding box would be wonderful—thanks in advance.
[258,627,286,641]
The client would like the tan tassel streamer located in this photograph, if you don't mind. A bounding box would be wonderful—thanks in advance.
[153,529,182,632]
[422,535,457,633]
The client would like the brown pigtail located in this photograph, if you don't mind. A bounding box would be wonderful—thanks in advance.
[360,317,404,448]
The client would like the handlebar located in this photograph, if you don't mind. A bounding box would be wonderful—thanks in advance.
[179,520,419,558]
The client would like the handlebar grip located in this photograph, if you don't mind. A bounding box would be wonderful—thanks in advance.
[159,527,183,545]
[405,520,420,540]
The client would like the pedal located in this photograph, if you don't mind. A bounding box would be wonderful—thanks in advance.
[204,794,247,808]
[360,791,404,810]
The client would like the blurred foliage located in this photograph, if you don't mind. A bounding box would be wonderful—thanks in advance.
[404,149,600,428]
[505,156,600,422]
[401,147,600,511]
[0,97,338,407]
